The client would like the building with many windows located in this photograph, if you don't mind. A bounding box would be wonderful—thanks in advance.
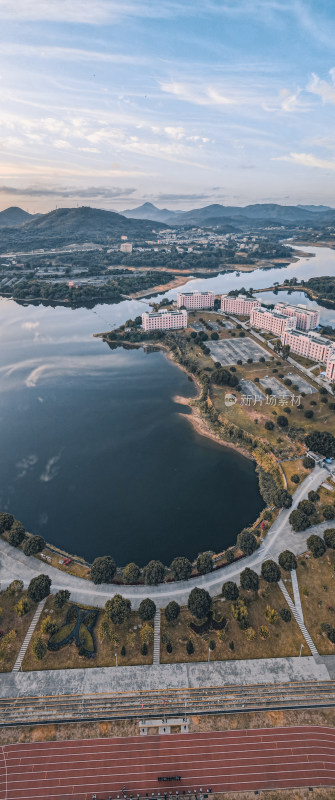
[221,294,260,315]
[142,309,188,331]
[281,329,334,363]
[177,290,214,310]
[250,306,297,336]
[274,302,320,331]
[326,350,335,382]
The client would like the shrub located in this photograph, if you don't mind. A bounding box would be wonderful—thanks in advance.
[121,645,126,656]
[143,560,165,585]
[54,589,71,608]
[277,415,288,428]
[164,601,180,623]
[278,550,297,571]
[224,549,235,564]
[279,607,291,622]
[304,410,314,419]
[209,640,216,651]
[259,625,270,640]
[90,555,116,584]
[166,642,173,653]
[186,639,194,655]
[170,556,192,581]
[27,574,51,602]
[14,598,30,617]
[140,623,154,645]
[138,598,156,621]
[324,529,335,549]
[240,567,259,592]
[237,530,258,555]
[6,579,23,595]
[245,627,256,641]
[306,535,326,558]
[141,643,148,655]
[229,640,235,650]
[291,474,300,484]
[261,560,281,583]
[302,456,315,469]
[0,512,14,532]
[222,581,239,601]
[327,627,335,644]
[98,619,111,641]
[231,598,249,628]
[323,505,335,521]
[265,420,274,430]
[23,535,45,556]
[188,587,212,620]
[105,594,131,625]
[8,521,25,547]
[265,605,279,624]
[122,562,141,584]
[196,551,213,575]
[33,637,47,660]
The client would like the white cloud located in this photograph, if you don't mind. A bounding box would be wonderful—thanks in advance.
[274,152,335,170]
[0,43,145,65]
[160,81,237,107]
[307,71,335,105]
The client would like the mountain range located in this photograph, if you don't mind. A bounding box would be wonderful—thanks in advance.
[123,201,335,226]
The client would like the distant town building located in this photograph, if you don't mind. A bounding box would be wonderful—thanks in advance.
[142,309,188,331]
[281,329,334,363]
[177,290,214,310]
[250,307,297,336]
[120,242,133,253]
[325,350,335,382]
[274,302,320,331]
[221,294,260,315]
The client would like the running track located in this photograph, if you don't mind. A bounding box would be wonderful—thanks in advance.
[0,726,334,799]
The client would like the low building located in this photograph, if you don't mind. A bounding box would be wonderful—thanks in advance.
[274,301,320,331]
[281,329,334,363]
[221,294,260,315]
[250,306,297,336]
[177,290,214,310]
[142,309,188,331]
[120,242,133,253]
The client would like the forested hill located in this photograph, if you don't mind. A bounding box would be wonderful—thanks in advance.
[0,206,167,252]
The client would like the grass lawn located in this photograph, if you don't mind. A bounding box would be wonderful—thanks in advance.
[281,458,314,491]
[0,586,36,672]
[22,597,153,671]
[296,550,335,655]
[160,579,309,664]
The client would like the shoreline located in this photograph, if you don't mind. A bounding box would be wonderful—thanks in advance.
[173,392,253,460]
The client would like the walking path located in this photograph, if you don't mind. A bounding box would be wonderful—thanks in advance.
[153,609,161,665]
[291,569,304,621]
[279,579,318,657]
[0,466,328,609]
[12,599,46,672]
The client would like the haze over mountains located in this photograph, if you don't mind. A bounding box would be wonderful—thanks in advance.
[123,202,334,226]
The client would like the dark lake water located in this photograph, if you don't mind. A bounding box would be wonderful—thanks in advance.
[1,244,334,566]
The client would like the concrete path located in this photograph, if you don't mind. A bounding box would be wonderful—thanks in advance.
[279,579,318,657]
[0,466,328,610]
[0,655,330,699]
[291,569,304,621]
[153,609,161,665]
[12,599,46,672]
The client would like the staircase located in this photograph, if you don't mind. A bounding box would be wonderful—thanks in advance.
[153,609,161,665]
[12,599,46,672]
[279,580,318,657]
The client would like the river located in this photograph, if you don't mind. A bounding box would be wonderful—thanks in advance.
[0,244,334,566]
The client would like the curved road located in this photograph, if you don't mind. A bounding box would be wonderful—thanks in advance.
[0,465,328,609]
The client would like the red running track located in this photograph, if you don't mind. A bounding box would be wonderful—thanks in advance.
[0,725,334,799]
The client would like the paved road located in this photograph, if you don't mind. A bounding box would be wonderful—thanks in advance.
[2,726,335,799]
[0,466,328,610]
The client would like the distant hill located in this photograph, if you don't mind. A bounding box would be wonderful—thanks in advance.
[0,206,36,228]
[122,201,335,227]
[123,202,179,224]
[0,206,168,252]
[298,205,333,213]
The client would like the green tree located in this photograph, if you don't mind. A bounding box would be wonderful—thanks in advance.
[237,530,258,555]
[170,556,192,581]
[289,509,310,531]
[90,555,116,584]
[278,550,297,571]
[186,639,194,655]
[8,521,25,547]
[323,505,335,521]
[308,490,320,503]
[240,567,259,592]
[224,549,235,564]
[265,420,274,430]
[277,415,288,428]
[222,581,239,601]
[138,598,156,621]
[54,589,71,608]
[122,562,141,584]
[305,431,335,458]
[306,535,326,559]
[143,560,165,585]
[0,512,14,532]
[272,489,292,509]
[27,574,51,602]
[105,594,131,624]
[324,528,335,549]
[164,601,180,623]
[261,560,281,583]
[302,456,315,469]
[33,637,47,661]
[279,607,291,622]
[23,535,45,556]
[299,499,316,516]
[187,587,212,620]
[196,551,213,575]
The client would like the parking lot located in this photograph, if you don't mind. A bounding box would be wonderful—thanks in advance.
[285,373,316,394]
[259,376,293,398]
[209,338,269,365]
[239,380,265,401]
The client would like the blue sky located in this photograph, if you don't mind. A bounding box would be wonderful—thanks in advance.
[0,0,335,212]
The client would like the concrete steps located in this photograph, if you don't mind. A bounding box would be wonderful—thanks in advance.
[153,609,161,665]
[291,569,304,621]
[12,599,46,672]
[279,580,318,657]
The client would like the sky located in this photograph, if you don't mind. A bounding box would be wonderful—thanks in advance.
[0,0,335,213]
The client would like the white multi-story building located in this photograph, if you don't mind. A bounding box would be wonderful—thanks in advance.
[250,307,297,336]
[221,294,260,316]
[326,350,335,382]
[281,329,334,363]
[177,290,214,310]
[142,309,188,331]
[274,302,320,331]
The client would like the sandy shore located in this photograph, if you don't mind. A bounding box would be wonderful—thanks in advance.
[173,392,253,460]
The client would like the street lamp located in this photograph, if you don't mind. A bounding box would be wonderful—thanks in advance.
[299,643,304,657]
[115,651,118,667]
[208,647,211,663]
